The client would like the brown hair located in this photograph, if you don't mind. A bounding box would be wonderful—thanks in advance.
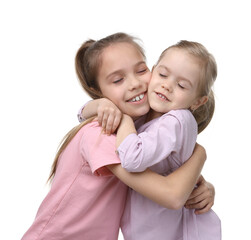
[157,40,217,134]
[76,33,145,99]
[48,32,145,182]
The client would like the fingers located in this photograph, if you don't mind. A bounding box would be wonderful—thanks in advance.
[186,187,214,206]
[185,180,215,214]
[97,108,122,135]
[105,114,116,135]
[186,187,202,200]
[188,178,214,201]
[112,114,122,133]
[186,192,207,205]
[194,202,214,215]
[97,110,105,127]
[185,196,213,210]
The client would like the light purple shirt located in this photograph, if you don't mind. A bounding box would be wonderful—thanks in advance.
[118,109,221,240]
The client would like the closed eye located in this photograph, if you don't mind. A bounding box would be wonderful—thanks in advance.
[159,73,167,78]
[113,78,123,84]
[137,69,147,74]
[178,83,185,89]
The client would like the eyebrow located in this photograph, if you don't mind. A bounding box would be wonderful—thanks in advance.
[158,65,193,87]
[106,61,147,80]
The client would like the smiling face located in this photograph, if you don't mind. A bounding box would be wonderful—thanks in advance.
[148,48,208,118]
[97,42,151,119]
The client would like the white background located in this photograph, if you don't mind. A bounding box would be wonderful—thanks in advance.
[0,0,250,239]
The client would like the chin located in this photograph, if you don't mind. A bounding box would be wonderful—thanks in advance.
[131,107,150,119]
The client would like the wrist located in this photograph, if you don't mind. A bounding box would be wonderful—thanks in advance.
[78,103,89,122]
[98,97,109,107]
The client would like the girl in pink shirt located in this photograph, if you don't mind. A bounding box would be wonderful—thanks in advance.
[22,33,210,240]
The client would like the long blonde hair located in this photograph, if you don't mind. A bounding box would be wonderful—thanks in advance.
[156,40,217,134]
[48,33,146,182]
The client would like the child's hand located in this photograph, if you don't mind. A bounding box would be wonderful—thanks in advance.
[97,98,122,135]
[184,175,215,214]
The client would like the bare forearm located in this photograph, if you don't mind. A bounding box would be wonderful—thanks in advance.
[108,164,178,209]
[116,114,137,148]
[166,144,206,207]
[81,99,100,119]
[108,144,206,209]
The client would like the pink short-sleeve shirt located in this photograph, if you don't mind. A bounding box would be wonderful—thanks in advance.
[21,121,127,240]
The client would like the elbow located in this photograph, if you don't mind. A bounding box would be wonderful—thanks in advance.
[163,192,186,210]
[170,198,184,210]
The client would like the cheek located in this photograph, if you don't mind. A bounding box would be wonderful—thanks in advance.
[108,89,124,105]
[98,81,108,96]
[148,75,157,89]
[147,80,153,89]
[180,94,195,107]
[176,92,189,103]
[149,72,160,86]
[101,89,112,99]
[147,72,152,83]
[143,72,152,86]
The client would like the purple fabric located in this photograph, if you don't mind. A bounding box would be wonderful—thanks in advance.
[118,109,221,240]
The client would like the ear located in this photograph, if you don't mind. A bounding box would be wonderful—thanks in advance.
[191,96,208,111]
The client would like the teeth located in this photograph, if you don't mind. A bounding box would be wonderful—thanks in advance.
[157,93,168,100]
[130,94,144,102]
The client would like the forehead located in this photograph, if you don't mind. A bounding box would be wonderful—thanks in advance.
[160,48,200,65]
[101,42,144,65]
[158,48,202,86]
[99,42,145,76]
[161,48,200,72]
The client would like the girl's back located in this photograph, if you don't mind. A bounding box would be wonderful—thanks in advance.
[22,121,127,240]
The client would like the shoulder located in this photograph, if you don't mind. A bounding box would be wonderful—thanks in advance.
[81,121,102,134]
[160,109,197,134]
[161,109,193,119]
[79,121,120,175]
[80,121,116,150]
[161,109,196,124]
[80,121,110,139]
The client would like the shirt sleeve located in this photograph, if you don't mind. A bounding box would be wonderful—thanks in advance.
[80,122,121,176]
[77,100,92,123]
[117,109,197,172]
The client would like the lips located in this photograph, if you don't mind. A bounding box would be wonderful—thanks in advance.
[156,92,170,101]
[127,93,145,102]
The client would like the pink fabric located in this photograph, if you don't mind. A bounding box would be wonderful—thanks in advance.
[21,121,127,240]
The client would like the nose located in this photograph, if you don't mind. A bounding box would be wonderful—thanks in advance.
[128,75,141,91]
[161,80,173,92]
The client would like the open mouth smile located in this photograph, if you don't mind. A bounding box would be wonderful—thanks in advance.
[127,93,145,103]
[156,92,170,101]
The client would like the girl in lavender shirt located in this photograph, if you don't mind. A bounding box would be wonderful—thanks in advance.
[80,40,220,239]
[115,41,221,239]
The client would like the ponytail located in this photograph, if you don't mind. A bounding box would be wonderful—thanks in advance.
[75,40,103,99]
